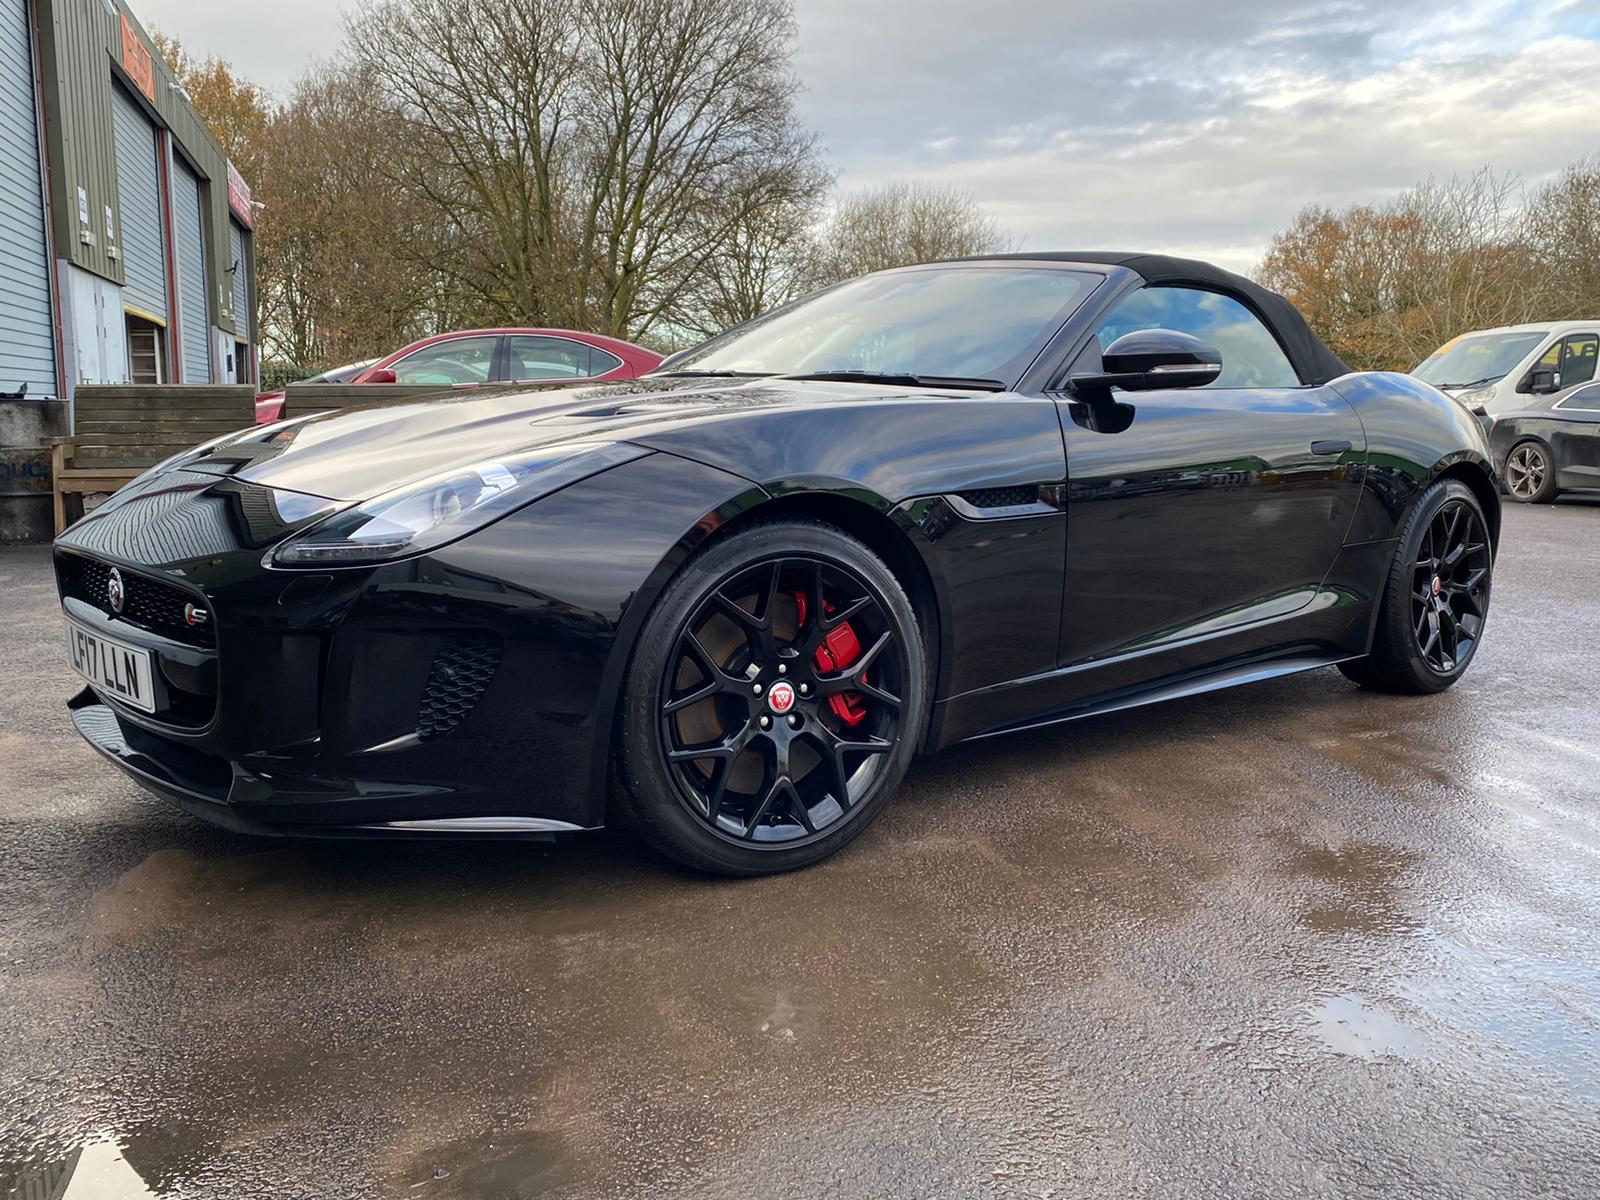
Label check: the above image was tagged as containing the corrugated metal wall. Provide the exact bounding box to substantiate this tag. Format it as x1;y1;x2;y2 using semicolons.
110;83;166;324
0;0;59;399
172;158;210;381
35;0;251;339
228;220;249;339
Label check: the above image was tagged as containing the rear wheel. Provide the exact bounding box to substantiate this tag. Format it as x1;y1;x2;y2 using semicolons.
1505;440;1559;503
615;519;926;875
1339;480;1493;694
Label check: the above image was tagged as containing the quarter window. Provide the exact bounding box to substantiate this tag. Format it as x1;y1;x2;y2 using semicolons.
1096;286;1301;388
1556;381;1600;411
389;336;497;385
505;335;621;381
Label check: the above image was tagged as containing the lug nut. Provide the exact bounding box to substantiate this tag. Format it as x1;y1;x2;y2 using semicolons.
759;715;771;729
787;714;798;728
798;683;809;696
753;683;763;695
778;663;787;675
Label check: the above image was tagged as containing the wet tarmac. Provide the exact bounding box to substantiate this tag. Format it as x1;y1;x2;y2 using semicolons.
3;499;1598;1198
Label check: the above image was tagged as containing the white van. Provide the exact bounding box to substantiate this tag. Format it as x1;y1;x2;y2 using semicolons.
1413;321;1600;416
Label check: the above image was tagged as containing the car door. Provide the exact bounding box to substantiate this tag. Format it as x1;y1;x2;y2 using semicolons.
1056;284;1367;667
1552;382;1600;482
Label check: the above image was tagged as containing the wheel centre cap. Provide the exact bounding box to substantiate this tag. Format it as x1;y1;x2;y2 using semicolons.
766;680;797;715
1431;575;1443;597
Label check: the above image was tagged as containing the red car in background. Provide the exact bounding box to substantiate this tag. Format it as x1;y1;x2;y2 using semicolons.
255;328;664;423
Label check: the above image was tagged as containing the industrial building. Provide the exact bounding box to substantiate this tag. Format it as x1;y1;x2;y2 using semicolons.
1;0;256;536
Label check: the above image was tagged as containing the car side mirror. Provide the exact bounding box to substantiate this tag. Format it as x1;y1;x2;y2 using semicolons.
364;368;398;384
1519;368;1559;395
1071;329;1222;399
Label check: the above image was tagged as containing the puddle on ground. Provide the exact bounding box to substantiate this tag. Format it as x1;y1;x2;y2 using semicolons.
1309;992;1428;1061
3;1137;158;1199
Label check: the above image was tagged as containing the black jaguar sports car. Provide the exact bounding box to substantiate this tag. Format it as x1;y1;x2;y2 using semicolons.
55;253;1499;875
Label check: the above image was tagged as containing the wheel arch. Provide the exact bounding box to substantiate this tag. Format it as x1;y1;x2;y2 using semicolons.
587;483;951;816
1432;456;1502;551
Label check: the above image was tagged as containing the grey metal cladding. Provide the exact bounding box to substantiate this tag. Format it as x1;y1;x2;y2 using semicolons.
172;158;211;381
111;82;167;322
0;0;59;398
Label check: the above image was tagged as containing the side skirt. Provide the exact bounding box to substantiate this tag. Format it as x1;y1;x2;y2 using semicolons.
960;648;1359;743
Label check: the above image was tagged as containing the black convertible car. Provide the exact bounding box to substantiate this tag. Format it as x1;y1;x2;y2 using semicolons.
55;253;1499;874
1487;380;1600;502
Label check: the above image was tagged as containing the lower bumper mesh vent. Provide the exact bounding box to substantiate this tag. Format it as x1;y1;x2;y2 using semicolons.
418;633;501;740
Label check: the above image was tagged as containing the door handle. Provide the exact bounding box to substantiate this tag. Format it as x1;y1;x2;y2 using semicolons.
1310;439;1352;456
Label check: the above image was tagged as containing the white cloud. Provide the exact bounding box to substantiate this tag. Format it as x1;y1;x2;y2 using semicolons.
128;0;1600;273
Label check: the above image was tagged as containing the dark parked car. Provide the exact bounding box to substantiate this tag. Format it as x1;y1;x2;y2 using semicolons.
55;253;1499;875
254;330;663;423
1487;380;1600;502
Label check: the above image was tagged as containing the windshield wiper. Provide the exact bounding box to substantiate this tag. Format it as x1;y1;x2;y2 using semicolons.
779;370;1006;392
656;369;774;379
1435;375;1502;389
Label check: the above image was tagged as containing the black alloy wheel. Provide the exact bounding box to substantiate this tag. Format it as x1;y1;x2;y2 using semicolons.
1408;498;1491;674
616;519;926;875
1505;441;1557;503
1339;479;1493;694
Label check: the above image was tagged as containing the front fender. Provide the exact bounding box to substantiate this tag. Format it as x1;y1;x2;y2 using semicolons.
441;451;765;825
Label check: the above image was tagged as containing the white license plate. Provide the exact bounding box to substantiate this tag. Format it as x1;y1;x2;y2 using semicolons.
65;619;156;713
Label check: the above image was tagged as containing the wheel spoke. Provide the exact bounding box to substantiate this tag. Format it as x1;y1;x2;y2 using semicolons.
743;775;796;838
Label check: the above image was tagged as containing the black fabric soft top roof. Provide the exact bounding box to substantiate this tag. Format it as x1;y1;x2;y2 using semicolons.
958;251;1351;386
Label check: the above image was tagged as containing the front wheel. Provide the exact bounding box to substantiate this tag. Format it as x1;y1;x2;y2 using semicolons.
615;519;927;875
1339;479;1493;694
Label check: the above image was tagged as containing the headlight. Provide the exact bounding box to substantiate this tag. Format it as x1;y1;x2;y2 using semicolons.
1453;386;1495;411
268;441;649;568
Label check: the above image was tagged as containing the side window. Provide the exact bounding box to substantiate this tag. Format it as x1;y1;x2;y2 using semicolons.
389;336;497;385
1096;286;1301;388
1559;334;1598;388
505;335;622;381
1556;381;1600;411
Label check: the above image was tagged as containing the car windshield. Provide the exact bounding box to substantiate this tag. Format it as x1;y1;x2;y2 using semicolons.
667;266;1099;386
1413;331;1546;388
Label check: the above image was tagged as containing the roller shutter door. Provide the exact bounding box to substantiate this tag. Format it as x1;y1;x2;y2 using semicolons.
111;85;167;322
228;219;250;338
0;0;57;398
172;160;211;381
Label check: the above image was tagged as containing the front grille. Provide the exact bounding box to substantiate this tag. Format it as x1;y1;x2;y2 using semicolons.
418;633;501;740
59;554;215;649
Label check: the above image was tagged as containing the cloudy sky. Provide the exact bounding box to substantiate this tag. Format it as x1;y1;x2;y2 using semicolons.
136;0;1600;272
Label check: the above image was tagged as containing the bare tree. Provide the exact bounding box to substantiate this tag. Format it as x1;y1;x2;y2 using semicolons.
257;65;446;372
809;181;1008;285
1524;157;1600;321
345;0;819;340
664;155;832;339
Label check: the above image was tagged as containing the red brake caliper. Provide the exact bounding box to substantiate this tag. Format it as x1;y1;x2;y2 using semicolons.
793;591;868;726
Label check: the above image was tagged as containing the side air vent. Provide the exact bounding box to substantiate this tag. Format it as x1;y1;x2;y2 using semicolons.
946;485;1062;519
958;485;1040;510
418;633;502;741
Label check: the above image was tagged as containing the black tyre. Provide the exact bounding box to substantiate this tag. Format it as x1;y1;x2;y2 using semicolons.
615;518;927;875
1339;479;1493;694
1504;440;1559;503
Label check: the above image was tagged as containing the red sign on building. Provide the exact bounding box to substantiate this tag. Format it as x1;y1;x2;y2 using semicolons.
119;16;155;103
227;162;253;227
